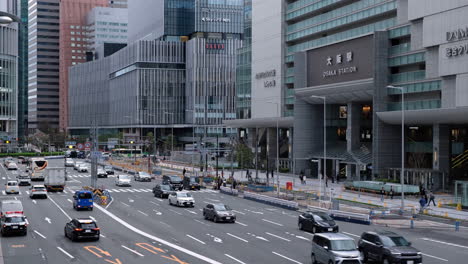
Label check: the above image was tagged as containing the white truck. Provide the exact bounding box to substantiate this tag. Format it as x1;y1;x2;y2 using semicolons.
44;167;66;192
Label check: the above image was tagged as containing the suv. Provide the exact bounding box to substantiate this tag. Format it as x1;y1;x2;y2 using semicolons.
168;192;195;207
17;173;31;186
162;175;183;190
135;171;151;182
358;231;422;264
97;168;108;178
64;218;100;241
183;176;201;190
311;233;362;264
104;166;114;175
153;184;173;198
203;203;236;223
0;214;28;236
298;211;338;233
30;185;48;199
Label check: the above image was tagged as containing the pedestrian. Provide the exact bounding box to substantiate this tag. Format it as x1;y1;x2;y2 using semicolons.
428;192;436;206
246;169;250;179
380;187;385;202
303;174;306;185
389;186;394;200
419;196;427;212
182;168;186;176
271;169;274;179
233;179;237;189
325;175;328;187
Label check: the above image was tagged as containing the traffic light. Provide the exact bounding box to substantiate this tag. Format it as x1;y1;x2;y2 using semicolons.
68;145;74;149
130;141;134;144
5;140;10;144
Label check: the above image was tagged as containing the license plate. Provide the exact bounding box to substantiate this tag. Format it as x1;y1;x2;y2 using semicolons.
85;230;92;233
226;217;231;220
328;228;333;231
407;261;414;264
12;226;18;229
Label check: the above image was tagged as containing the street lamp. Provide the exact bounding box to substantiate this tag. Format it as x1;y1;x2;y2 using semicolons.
164;112;175;169
310;95;326;201
186;109;196;174
267;101;280;196
387;85;405;213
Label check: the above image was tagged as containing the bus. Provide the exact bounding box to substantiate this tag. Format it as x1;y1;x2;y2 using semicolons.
111;148;142;157
30;158;48;181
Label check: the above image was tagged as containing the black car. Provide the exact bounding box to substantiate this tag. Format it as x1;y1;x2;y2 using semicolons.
162;175;183;191
183;176;201;190
358;231;422;264
298;211;338;233
104;166;114;175
64;218;100;241
203;203;236;223
0;214;28;236
152;184;173;198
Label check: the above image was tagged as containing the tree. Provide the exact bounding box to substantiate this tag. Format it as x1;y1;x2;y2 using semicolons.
235;143;254;169
146;132;155;154
163;134;178;153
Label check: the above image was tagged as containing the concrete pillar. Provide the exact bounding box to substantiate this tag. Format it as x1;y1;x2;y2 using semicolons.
346;164;352;179
334;160;340;181
355;164;361;181
347;102;361;152
433;124;450;190
317;159;322;179
267;127;278;159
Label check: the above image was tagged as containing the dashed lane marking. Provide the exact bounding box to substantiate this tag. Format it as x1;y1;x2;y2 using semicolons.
262;219;283;226
224;254;247;264
57;247;74;259
272;251;302;264
342;232;360;238
226;233;248;243
421;238;468;249
121;245;144;257
420;253;448;262
186;234;206;245
232;210;245;215
235;221;248;227
34;230;47;239
266;232;291;242
138;210;149;216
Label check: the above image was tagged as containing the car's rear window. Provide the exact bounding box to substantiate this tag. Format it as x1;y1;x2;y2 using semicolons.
34;187;46;191
7;182;18;186
78;193;92;199
79;223;97;229
5;216;25;223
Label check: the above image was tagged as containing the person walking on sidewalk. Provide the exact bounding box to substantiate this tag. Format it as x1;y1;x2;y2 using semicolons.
299;171;304;184
389;186;394;200
303;174;306;185
419;196;427;213
380;187;385;202
182;168;186;176
427;192;436;206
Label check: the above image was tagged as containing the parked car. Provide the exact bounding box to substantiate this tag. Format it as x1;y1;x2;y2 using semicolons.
168;191;194;207
17;173;31;186
162;175;183;190
311;233;362;264
152;184;173;198
6;162;18;170
0;213;28;236
115;175;131;187
135;171;151;182
97;169;107;178
104;166;114;175
203;203;236;223
298;211;338;233
358;231;422;264
183;176;201;190
73;190;93;211
64;218;100;241
77;165;88;173
29;185;48;199
65;159;75;167
5;181;19;194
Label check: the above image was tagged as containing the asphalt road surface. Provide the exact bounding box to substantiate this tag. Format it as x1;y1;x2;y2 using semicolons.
0;158;467;264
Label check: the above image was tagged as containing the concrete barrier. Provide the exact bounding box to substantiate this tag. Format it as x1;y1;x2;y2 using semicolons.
243;191;298;211
329;210;371;225
220;186;238;196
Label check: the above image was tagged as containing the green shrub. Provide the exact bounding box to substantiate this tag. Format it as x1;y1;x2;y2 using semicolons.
0;152;64;158
279;167;290;173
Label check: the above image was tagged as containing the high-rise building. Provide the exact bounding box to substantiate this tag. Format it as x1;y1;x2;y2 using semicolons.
0;0;20;141
235;0;251;120
58;0;109;131
27;0;60;133
17;0;28;139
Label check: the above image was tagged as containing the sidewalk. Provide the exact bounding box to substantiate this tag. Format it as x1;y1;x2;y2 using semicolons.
153;161;468;221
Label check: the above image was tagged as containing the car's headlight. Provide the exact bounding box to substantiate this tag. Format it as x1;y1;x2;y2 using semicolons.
417;252;422;256
391;252;402;256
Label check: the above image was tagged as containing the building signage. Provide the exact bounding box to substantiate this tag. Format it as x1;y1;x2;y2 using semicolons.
323;51;357;78
445;27;468;58
446;27;468;42
202;17;230;23
256;70;276;88
201;8;241;14
445;42;468;58
205;43;225;50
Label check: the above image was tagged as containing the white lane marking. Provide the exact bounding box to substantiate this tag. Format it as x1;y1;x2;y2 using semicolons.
226;233;248;243
155;198;163;202
295;235;310;241
207;198;220;202
67;199;72;203
150;201;160;206
121;245;144;257
1;177;4;180
153;209;162;215
32;200;37;204
186;234;206;245
245;209;263;214
34;230;47;239
194;219;210;226
159;221;172;228
184;209;197;215
133;189;142;192
121;202;130;207
26;191;30;195
421;238;468;249
105;198;114;209
89;216;96;221
44;217;51;224
2;191;5;195
236;221;248;227
232;210;245;215
262;219;283;226
266;232;291;242
49;196;72;220
14;197;17;200
100;234;106;238
169;209;182;215
138;210;148;216
421;253;448;262
63;190;68;194
111;189;120;193
272;251;302;264
224;254;247;264
342;232;360;238
57;247;74;259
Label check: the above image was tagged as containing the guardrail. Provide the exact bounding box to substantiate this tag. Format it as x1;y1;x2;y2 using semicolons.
220;186;238;196
329;210;371;225
243;191;298;210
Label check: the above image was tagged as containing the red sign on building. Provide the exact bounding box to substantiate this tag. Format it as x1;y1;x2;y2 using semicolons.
205;43;225;50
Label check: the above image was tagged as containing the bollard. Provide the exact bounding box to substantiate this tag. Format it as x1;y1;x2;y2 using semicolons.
455;221;460;231
410;218;414;229
437;201;442;208
444;212;448;218
457;203;462;211
384;202;387;207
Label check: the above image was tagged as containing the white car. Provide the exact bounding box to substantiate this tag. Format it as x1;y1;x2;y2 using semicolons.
5;181;20;194
134;171;151;182
115;175;131;187
6;162;18;170
77;165;88;173
97;168;107;178
168;192;195;207
30;185;47;199
74;162;83;170
65;159;74;167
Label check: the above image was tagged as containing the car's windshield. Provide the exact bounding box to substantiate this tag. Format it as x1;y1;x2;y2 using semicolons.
120;175;130;180
214;204;231;211
190;177;197;183
5;216;25;223
330;239;357;251
161;185;172;191
177;192;192;197
170;176;181;181
78;192;92;199
105;166;112;170
381;236;410;247
140;172;150;177
313;212;333;221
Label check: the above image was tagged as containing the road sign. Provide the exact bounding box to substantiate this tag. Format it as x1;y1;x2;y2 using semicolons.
65;141;76;146
91;151;102;159
77;143;84;150
84;142;92;151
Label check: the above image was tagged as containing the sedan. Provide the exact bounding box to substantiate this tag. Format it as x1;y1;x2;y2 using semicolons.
64;218;100;241
298;211;338;233
152;184;173;198
65;159;75;167
104;166;114;175
168;192;194;207
97;169;107;178
77;165;88;173
203;203;236;223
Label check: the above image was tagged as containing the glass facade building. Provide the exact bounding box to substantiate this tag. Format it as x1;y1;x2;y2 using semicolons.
17;0;28;138
235;0;251;119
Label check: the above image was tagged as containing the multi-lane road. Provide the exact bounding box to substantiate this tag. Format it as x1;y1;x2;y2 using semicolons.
0;158;467;264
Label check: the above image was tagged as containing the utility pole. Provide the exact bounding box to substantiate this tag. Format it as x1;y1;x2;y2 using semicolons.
90;120;98;189
216;134;219;178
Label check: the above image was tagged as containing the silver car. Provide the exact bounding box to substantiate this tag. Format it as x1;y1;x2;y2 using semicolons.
312;233;362;264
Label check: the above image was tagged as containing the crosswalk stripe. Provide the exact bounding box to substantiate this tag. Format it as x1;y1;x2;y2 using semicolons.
119;189;128;192
112;189;120;193
141;189;151;192
132;189;142;192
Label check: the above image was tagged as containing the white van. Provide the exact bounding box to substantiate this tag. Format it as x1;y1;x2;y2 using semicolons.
5;181;19;194
0;200;24;217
